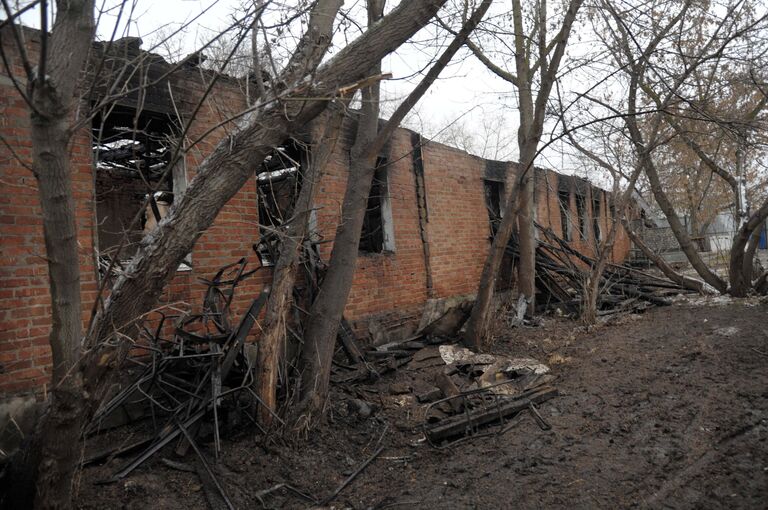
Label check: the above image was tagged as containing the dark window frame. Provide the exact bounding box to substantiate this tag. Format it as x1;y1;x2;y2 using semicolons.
483;179;505;237
575;191;588;240
360;157;394;254
592;192;602;243
558;189;572;242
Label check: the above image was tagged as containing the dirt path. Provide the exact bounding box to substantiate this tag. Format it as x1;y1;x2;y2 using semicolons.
78;300;768;509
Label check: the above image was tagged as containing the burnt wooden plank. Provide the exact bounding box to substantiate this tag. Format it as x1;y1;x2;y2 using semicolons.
425;386;558;442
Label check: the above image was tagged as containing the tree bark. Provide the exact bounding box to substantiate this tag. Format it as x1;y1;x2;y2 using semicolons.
255;104;347;423
742;226;761;285
464;0;583;349
512;0;539;322
294;0;493;423
730;196;768;296
294;0;386;426
24;1;95;508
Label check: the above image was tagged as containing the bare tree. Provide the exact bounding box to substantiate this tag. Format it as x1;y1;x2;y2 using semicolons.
295;0;493;424
592;0;768;296
462;0;584;349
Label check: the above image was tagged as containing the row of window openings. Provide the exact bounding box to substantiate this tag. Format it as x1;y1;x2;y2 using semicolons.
558;189;603;243
92;106;611;279
96;153;602;278
91;103;399;276
483;180;604;244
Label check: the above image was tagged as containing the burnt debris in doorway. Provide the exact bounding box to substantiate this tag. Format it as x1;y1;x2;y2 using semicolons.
92;106;182;275
255;140;307;266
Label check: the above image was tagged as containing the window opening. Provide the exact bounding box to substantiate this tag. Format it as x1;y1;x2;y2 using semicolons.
256;142;305;266
360;157;395;253
483;179;504;237
593;192;602;242
558;189;572;242
93;106;182;276
575;191;588;240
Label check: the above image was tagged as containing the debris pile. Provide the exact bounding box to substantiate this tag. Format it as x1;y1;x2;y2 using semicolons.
82;223;697;504
86;259;274;508
509;224;699;317
331;306;560;448
418;345;557;446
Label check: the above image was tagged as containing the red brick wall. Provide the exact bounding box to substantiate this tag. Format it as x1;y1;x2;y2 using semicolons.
421;143;490;298
0;29;631;401
0;30;264;398
0;30;100;395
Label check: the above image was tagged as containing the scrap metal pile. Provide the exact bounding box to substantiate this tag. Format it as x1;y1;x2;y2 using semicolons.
86;259;276;508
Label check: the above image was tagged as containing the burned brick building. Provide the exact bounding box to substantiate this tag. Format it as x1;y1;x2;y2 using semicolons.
0;30;630;406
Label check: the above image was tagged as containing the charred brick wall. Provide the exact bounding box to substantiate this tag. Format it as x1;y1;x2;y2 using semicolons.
0;29;262;398
0;29;630;400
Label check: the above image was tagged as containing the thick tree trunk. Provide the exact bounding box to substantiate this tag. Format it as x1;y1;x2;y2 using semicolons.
581;273;602;325
294;0;493;422
742;228;761;285
255;106;347;423
516;144;538;317
23;1;95;508
729;197;768;296
294;0;386;426
30;112;87;510
294;123;378;423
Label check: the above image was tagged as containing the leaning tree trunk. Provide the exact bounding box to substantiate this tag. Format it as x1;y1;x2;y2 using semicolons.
255;106;347;423
642;155;728;293
464;166;524;348
294;0;385;427
623;220;707;294
294;124;379;425
293;0;493;424
78;0;448;408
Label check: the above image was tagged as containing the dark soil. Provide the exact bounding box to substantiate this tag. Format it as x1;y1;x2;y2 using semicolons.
77;299;768;509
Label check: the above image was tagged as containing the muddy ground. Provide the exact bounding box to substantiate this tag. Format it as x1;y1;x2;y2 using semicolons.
77;298;768;509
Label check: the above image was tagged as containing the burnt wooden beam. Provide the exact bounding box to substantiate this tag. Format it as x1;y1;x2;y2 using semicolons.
425;386;558;443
